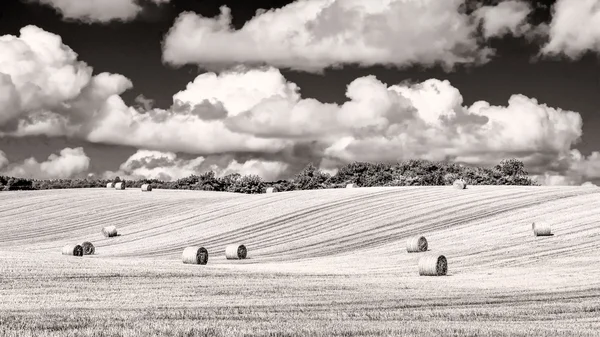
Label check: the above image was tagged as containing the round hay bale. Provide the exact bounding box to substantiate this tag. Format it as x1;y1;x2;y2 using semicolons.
418;255;447;276
114;182;125;190
101;225;118;238
106;183;112;189
81;241;95;255
406;235;428;253
225;244;247;260
266;187;276;194
141;184;152;192
182;246;209;265
346;183;355;188
533;223;552;236
62;244;83;257
453;179;467;189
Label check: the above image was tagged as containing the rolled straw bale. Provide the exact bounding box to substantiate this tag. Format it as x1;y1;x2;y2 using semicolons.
101;225;118;238
106;183;112;189
453;179;467;189
533;223;552;236
418;255;447;276
114;182;125;190
62;244;83;257
266;187;276;194
406;236;428;253
141;184;152;192
346;183;355;188
225;244;247;260
182;246;209;265
81;241;95;255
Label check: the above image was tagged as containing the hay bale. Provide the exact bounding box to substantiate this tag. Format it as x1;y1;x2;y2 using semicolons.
453;179;467;189
141;184;152;192
114;182;125;190
346;183;355;188
533;222;552;236
106;183;112;189
225;244;247;260
418;255;447;276
101;225;118;238
81;241;95;255
406;235;428;253
182;246;209;265
266;187;276;194
62;244;83;257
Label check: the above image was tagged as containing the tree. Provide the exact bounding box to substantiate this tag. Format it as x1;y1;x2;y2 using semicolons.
495;158;527;177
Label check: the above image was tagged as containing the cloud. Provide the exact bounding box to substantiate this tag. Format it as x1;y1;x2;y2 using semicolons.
0;147;90;179
1;26;597;184
161;0;537;72
30;0;170;23
473;0;532;39
105;150;288;181
540;0;600;58
0;150;8;169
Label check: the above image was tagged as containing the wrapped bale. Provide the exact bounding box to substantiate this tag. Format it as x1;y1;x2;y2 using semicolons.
114;182;125;190
266;187;276;194
182;246;209;265
141;184;152;192
62;244;83;257
101;225;118;238
406;235;428;253
418;255;447;276
453;179;467;189
533;222;552;236
81;241;95;255
225;244;247;260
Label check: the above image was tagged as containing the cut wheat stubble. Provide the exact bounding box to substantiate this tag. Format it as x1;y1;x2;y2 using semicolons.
182;246;209;265
406;235;428;253
418;255;447;276
225;244;247;260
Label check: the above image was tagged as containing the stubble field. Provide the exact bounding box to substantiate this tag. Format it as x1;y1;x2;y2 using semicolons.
1;186;600;336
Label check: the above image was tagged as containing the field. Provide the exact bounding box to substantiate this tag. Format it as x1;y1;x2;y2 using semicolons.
1;186;600;336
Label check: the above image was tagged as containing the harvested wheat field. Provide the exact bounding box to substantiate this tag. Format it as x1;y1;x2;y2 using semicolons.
1;186;600;336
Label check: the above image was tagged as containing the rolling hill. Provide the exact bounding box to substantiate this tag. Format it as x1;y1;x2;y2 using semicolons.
1;186;599;336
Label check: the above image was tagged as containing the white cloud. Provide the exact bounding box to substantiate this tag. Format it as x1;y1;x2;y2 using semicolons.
0;147;90;179
0;150;8;169
541;0;600;58
473;0;532;39
105;150;288;181
1;26;597;184
162;0;507;72
31;0;170;23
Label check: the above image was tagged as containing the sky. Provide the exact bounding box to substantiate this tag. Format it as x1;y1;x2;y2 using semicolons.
0;0;600;185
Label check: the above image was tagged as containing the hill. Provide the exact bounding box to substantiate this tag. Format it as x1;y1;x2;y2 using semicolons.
1;186;599;336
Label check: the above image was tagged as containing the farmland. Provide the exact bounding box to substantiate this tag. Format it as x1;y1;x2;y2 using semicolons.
1;186;600;336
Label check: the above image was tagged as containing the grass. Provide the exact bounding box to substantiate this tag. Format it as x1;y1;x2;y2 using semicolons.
1;186;600;336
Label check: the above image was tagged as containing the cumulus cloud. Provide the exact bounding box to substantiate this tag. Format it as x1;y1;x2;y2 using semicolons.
0;147;90;179
540;0;600;58
473;0;532;39
30;0;171;23
1;25;598;184
104;150;288;182
161;0;539;72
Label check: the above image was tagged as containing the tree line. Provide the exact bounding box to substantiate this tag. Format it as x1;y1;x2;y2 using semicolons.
0;158;538;193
